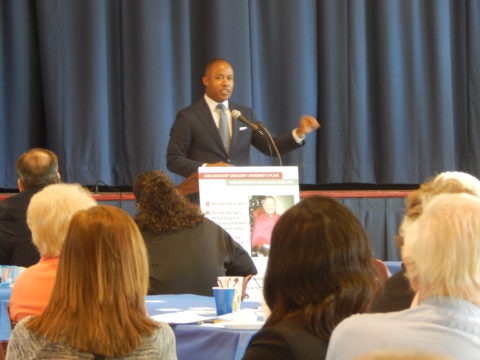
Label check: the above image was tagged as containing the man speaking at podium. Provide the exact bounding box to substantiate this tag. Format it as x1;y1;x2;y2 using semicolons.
166;58;320;179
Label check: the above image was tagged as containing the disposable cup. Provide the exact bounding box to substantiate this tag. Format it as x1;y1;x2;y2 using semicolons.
212;287;235;316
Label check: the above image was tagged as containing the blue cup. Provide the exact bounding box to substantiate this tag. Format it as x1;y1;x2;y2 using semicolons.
212;287;235;316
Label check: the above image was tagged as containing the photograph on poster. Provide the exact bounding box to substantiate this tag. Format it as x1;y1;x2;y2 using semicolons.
249;195;294;257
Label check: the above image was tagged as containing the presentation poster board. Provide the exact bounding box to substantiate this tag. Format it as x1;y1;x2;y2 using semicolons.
198;166;300;258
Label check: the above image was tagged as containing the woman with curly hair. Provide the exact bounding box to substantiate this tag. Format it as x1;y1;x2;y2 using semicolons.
133;170;257;296
242;196;380;360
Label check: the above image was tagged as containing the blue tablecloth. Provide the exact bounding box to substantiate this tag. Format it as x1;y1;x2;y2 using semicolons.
173;323;256;360
146;294;261;360
1;292;260;359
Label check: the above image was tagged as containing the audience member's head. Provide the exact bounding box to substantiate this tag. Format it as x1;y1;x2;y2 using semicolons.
133;170;204;233
370;171;480;314
16;148;60;191
396;171;480;249
27;183;96;257
327;176;480;360
402;193;480;304
356;349;450;360
263;196;379;340
25;205;160;357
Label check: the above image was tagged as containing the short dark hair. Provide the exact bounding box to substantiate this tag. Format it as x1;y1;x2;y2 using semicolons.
16;148;59;189
263;196;379;340
203;58;231;76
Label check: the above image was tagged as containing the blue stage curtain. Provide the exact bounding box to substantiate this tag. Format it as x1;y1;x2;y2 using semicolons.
0;0;479;188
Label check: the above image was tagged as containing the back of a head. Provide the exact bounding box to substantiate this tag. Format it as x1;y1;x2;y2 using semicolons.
357;349;450;360
133;170;203;232
27;183;96;257
133;170;177;206
59;205;149;303
16;148;59;189
402;193;480;301
434;171;480;196
263;196;378;338
27;205;157;357
397;171;480;248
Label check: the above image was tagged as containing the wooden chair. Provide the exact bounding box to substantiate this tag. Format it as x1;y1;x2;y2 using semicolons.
0;340;6;360
0;306;18;359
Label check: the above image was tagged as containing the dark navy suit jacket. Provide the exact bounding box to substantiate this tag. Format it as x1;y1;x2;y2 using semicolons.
0;187;42;266
167;99;302;178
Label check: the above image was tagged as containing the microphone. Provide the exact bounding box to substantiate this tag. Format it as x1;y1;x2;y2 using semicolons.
231;109;283;166
231;110;262;131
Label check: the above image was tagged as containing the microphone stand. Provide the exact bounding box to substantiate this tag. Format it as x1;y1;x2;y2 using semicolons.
255;124;283;166
231;110;283;166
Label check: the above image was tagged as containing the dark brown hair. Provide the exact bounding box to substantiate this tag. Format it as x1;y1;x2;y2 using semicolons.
16;148;59;189
133;170;204;233
263;196;379;340
203;58;231;76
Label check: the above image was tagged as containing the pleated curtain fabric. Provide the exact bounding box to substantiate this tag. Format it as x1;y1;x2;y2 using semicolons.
216;103;230;152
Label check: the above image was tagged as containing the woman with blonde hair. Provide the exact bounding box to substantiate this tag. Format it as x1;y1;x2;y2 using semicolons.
6;205;176;359
10;183;97;322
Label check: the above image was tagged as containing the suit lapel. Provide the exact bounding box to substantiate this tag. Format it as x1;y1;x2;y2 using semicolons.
194;100;228;153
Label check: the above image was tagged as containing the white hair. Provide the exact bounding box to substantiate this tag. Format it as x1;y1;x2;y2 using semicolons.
397;171;480;248
27;183;97;257
402;193;480;302
433;171;480;196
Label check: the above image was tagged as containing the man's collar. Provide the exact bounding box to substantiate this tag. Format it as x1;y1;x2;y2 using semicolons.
204;94;229;111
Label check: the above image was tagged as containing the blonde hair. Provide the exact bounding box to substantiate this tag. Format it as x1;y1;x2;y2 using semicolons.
26;205;159;357
402;193;480;301
434;171;480;196
27;183;96;257
356;349;450;360
397;171;480;248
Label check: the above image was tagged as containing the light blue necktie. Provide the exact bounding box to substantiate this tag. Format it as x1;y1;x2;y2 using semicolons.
216;103;231;151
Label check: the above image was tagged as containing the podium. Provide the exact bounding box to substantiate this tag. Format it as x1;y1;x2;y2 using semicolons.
196;166;300;256
177;172;199;196
177;172;200;204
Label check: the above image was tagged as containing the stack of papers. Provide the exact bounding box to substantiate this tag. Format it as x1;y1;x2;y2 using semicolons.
146;294;265;329
151;307;265;330
151;308;217;324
